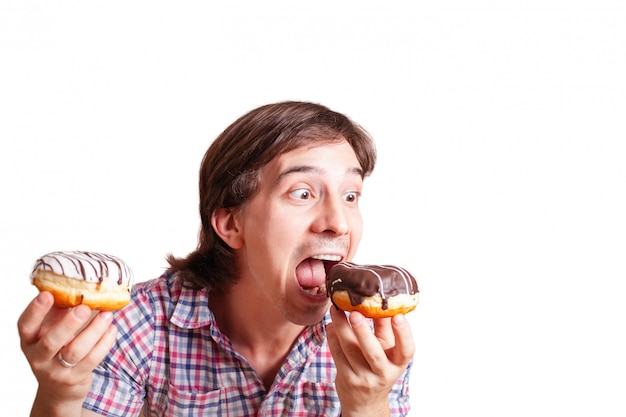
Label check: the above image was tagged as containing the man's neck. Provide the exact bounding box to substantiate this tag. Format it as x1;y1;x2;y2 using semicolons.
209;284;306;389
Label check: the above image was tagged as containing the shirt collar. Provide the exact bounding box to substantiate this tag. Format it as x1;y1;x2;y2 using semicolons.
169;282;213;329
168;275;330;346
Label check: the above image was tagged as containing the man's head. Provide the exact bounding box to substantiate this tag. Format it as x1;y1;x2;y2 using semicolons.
168;101;377;290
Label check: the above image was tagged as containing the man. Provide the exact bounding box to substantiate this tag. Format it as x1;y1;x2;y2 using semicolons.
19;101;415;416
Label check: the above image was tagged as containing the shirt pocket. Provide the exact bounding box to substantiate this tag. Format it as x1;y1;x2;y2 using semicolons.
294;381;341;417
166;384;222;416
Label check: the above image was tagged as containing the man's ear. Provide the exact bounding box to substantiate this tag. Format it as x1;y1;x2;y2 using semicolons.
211;208;244;249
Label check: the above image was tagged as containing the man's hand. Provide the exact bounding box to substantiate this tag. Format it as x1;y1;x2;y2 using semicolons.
326;306;414;417
17;292;117;417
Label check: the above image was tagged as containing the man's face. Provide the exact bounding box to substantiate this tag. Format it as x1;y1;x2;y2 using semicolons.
234;140;364;325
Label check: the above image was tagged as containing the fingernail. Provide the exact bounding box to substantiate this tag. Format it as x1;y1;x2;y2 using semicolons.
98;311;113;323
394;314;406;326
349;312;364;327
73;306;91;320
35;292;49;305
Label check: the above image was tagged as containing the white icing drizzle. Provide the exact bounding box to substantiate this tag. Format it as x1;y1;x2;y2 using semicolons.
31;250;133;286
378;264;417;294
334;262;418;296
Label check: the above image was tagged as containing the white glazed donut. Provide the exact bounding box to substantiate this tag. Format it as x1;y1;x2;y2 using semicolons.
31;250;133;311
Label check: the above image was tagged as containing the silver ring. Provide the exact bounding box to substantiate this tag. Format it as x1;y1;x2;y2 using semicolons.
58;351;77;368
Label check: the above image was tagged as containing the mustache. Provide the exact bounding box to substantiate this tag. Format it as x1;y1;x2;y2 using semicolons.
294;238;350;258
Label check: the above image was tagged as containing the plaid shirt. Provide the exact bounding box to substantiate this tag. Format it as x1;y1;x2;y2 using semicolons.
84;272;411;416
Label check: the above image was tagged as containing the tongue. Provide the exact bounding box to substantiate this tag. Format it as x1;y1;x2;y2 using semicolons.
296;258;326;288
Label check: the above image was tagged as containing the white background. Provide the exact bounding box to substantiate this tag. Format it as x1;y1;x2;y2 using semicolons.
1;1;625;416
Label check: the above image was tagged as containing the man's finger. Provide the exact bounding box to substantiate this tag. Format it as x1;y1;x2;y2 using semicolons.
348;311;389;372
61;311;114;368
388;314;415;366
328;307;371;372
37;304;93;359
373;317;395;350
17;292;55;345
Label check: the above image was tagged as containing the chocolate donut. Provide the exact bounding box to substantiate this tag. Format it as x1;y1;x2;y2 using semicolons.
31;250;133;311
326;262;419;318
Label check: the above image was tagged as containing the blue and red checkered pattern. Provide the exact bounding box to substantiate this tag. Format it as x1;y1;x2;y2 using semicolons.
84;272;411;416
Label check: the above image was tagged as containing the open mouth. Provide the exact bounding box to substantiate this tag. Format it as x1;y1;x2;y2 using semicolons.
296;254;342;296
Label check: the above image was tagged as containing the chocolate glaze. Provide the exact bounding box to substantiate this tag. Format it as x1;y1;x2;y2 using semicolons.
31;251;133;286
326;262;418;310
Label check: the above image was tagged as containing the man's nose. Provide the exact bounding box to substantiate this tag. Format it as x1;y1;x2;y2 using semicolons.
312;195;350;236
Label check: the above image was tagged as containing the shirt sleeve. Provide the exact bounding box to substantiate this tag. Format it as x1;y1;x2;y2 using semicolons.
83;287;156;417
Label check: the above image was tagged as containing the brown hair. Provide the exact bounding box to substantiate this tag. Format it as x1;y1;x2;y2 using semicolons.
167;101;377;289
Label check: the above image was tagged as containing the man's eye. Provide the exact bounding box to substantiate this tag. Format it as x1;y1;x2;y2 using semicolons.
290;189;311;200
344;192;359;203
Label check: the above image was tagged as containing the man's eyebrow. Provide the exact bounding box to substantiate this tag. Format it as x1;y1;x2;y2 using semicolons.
273;165;364;187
